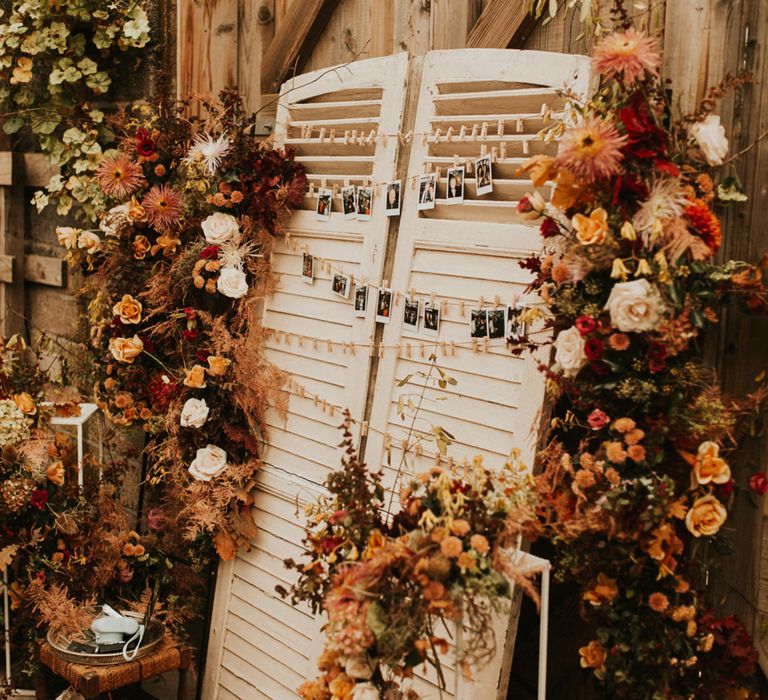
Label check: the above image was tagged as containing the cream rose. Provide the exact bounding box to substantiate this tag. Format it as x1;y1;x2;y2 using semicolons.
345;657;374;680
56;226;80;249
180;398;209;428
201;212;240;245
217;266;248;299
112;294;143;324
207;355;231;376
77;230;102;255
188;444;228;481
690;114;729;166
693;441;731;485
685;494;727;538
351;683;379;700
100;204;130;237
108;335;144;363
604;278;664;333
554;326;588;377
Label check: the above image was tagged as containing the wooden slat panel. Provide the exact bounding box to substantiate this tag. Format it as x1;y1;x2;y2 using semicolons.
0;254;12;284
467;0;535;49
431;0;483;50
1;153;24;336
24;254;64;287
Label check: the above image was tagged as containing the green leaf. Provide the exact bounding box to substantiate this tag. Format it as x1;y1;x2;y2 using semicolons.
2;116;23;134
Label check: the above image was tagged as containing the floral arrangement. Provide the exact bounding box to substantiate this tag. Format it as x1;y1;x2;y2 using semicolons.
516;18;767;699
58;91;306;561
0;0;152;220
283;412;537;700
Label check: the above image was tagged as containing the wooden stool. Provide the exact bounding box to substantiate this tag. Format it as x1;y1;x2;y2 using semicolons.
35;636;193;700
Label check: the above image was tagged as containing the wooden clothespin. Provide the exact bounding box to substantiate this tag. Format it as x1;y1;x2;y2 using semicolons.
482;337;489;353
380;131;387;146
419;343;425;358
394;292;401;306
499;142;507;159
480;143;487;157
432;128;442;143
326;339;333;352
522;139;530;155
360;421;369;437
516;118;524;133
318;127;326;142
312;339;319;351
440;341;447;356
440;299;448;316
493;295;501;308
453;154;460;167
491;146;498;163
497;119;504;136
471;123;478;141
351;129;358;142
308;182;316;197
332;184;339;198
479;295;485;308
405;343;412;358
446;126;454;141
459;300;466;317
344;130;351;144
481;121;488;138
472;339;479;353
450;340;457;356
459;125;466;141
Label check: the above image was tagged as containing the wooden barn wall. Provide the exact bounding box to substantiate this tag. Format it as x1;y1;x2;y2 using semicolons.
176;0;768;677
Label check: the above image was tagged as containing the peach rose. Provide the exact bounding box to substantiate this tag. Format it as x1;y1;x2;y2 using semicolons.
470;534;489;555
450;519;470;536
612;417;635;433
133;235;151;259
77;230;102;255
47;460;65;486
625;428;645;446
113;294;143;324
12;392;36;415
627;444;646;463
693;441;731;485
207;355;231;377
440;535;463;558
579;640;606;670
109;335;144;363
605;441;627;464
572;207;609;245
685;494;727;538
457;551;476;570
183;364;207;389
583;573;618;606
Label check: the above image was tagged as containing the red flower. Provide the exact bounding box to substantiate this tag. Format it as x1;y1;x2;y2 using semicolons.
587;409;610;430
200;245;220;260
749;472;768;496
540;217;559;238
30;489;48;510
584;337;604;360
647;342;667;373
320;536;344;554
135;128;156;157
516;196;534;213
183;307;197;320
619;92;679;176
182;329;198;341
195;349;211;363
575;316;597;336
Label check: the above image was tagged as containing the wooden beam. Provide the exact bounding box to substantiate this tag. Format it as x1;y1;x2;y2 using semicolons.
260;0;339;94
0;254;12;284
370;1;394;57
25;254;64;287
466;0;533;49
431;0;482;50
0;153;25;336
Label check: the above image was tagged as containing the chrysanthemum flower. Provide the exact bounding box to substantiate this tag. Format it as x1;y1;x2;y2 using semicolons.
184;133;232;175
557;116;627;182
684;198;722;251
593;27;661;86
633;178;687;236
142;184;183;231
96;154;145;198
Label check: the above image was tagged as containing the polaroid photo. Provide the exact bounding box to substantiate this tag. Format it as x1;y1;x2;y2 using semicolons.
354;284;368;317
332;273;350;299
356;186;373;221
384;180;401;217
417;173;437;211
375;288;393;324
445;166;465;205
487;308;506;339
315;187;332;221
507;304;528;342
403;297;420;332
341;185;357;220
301;252;314;284
475;155;493;196
423;302;440;338
470;308;488;339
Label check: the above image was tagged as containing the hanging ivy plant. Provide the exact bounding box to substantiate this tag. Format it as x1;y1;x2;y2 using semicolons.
0;0;151;221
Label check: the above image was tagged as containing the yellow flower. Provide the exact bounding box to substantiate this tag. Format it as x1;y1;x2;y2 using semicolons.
183;365;207;389
132;235;151;260
692;441;731;485
583;572;618;606
112;294;143;324
610;258;630;280
206;355;231;377
635;258;652;277
685;494;727;538
620;221;637;241
108;335;144;363
572;208;609;245
10;57;33;85
579;640;606;670
12;392;36;415
47;461;65;486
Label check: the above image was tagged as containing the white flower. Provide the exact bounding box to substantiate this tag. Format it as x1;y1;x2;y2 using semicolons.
632;178;686;236
100;204;131;237
185;133;232;175
201;212;240;245
345;656;374;680
690;114;729;166
351;683;379;700
188;444;228;481
56;226;80;249
217;266;249;299
604;278;664;333
554;326;587;378
180;398;210;428
77;230;102;255
0;399;30;448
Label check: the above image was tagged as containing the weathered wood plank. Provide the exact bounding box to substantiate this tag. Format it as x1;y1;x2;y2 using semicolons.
393;0;431;56
304;0;371;73
23;153;58;188
0;153;25;336
467;0;534;49
25;254;64;288
430;0;482;50
239;0;274;115
0;254;13;284
0;153;12;187
260;0;340;93
370;0;394;57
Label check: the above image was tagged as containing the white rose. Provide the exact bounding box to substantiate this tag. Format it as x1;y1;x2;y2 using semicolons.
77;230;102;255
690;114;728;166
180;398;209;428
554;326;587;378
201;212;240;245
100;204;130;237
217;266;249;299
604;278;664;333
188;444;228;481
345;656;374;680
352;683;379;700
56;226;80;249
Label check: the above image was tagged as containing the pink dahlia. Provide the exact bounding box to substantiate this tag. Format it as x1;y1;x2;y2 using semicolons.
96;154;145;199
557;116;627;182
593;27;661;86
142;184;183;231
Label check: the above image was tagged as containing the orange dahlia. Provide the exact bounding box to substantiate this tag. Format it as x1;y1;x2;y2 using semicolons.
684;198;722;251
96;154;145;198
593;27;661;86
142;184;183;232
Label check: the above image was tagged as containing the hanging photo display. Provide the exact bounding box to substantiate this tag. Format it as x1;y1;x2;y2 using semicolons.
385;180;401;216
315;187;332;220
507;304;527;341
402;296;420;331
423;302;440;338
475;154;493;196
375;287;393;323
341;184;356;219
332;273;350;299
417;173;436;210
356;185;373;221
445;165;465;204
487;308;505;339
470;308;488;339
302;252;314;283
354;284;368;317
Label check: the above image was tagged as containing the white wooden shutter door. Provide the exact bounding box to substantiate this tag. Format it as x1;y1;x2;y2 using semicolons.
362;49;591;699
204;53;409;700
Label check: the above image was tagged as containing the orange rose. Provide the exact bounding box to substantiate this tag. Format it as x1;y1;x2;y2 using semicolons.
133;235;151;260
692;441;731;485
440;535;463;558
450;519;470;536
47;460;65;486
605;441;627;464
685;494;727;538
574;469;596;489
183;365;207;389
457;551;476;570
12;392;36;415
113;294;143;324
625;429;645;446
109;335;144;363
627;444;646;463
127;197;146;221
469;534;489;555
583;573;618;606
579;640;606;670
572;208;608;245
328;674;354;699
207;355;231;377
